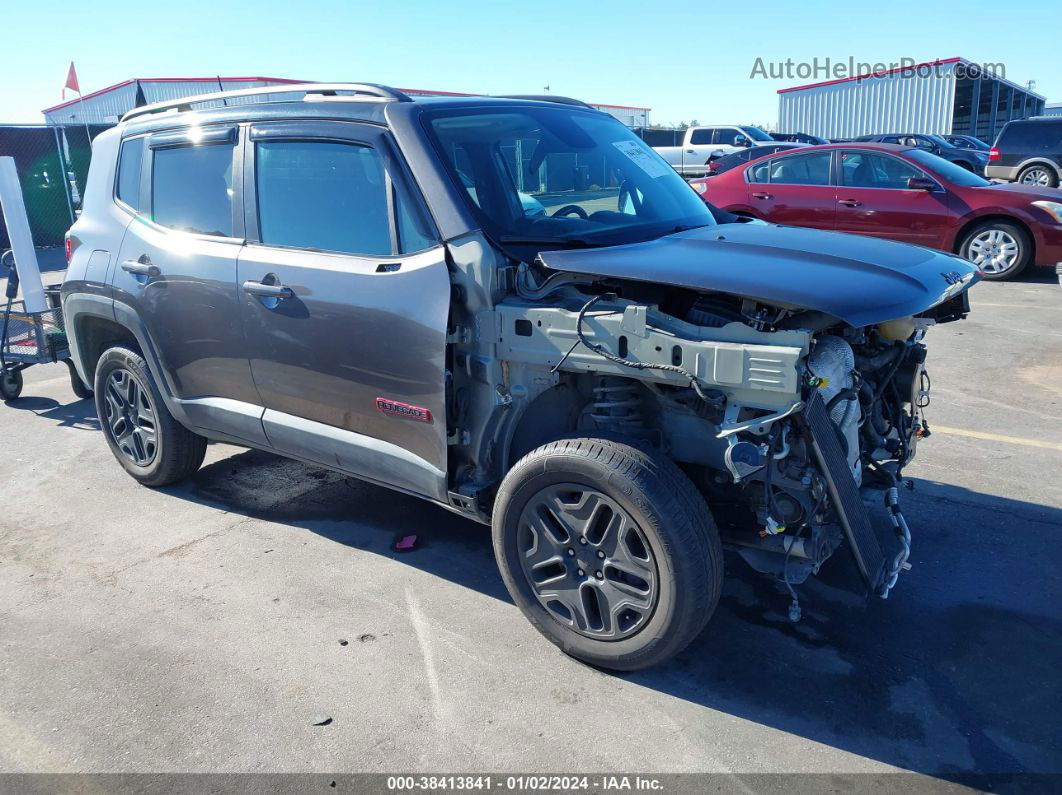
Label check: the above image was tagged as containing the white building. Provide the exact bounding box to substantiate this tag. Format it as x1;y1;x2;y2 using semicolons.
777;57;1045;142
42;77;650;128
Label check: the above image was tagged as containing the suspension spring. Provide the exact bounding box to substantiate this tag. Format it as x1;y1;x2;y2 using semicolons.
590;378;644;433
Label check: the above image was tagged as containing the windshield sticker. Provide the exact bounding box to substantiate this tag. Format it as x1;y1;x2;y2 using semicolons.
612;140;673;179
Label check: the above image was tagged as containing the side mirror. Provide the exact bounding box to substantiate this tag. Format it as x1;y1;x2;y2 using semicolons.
907;176;939;191
732;135;749;148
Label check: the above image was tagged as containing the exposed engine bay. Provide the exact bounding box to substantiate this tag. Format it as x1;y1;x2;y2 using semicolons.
467;258;968;614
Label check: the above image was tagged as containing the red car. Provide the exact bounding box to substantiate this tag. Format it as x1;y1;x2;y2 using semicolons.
692;142;1062;280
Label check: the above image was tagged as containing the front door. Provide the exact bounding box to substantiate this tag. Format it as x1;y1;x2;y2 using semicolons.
236;121;450;494
111;124;262;423
834;150;950;247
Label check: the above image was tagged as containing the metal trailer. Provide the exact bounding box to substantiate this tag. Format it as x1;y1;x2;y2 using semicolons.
0;250;90;401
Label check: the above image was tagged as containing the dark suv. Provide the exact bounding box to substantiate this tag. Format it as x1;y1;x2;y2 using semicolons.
62;83;977;670
856;133;989;173
986;118;1062;187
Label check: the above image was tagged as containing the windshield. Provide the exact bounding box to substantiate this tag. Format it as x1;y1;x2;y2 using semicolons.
425;107;715;251
906;149;992;187
741;126;773;142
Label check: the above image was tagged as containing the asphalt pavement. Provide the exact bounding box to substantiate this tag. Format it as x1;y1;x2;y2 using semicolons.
0;267;1059;786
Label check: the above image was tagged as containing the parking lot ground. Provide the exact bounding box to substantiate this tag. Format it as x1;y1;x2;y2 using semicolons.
0;269;1059;784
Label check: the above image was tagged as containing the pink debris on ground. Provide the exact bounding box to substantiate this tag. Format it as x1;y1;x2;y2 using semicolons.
394;534;417;551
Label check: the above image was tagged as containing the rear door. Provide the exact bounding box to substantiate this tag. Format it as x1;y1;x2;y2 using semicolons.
746;150;837;228
236;120;450;493
111;124;264;441
833;150;950;247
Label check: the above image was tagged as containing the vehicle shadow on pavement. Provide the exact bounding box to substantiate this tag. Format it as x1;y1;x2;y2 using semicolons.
167;448;1062;783
1;395;99;431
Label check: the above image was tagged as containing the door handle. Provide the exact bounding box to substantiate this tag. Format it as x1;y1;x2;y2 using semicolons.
242;280;293;299
121;259;160;277
686;149;696;154
752;192;773;200
839;199;863;208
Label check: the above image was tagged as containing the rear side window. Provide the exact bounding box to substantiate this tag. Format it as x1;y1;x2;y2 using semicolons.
152;144;234;236
768;152;833;185
1000;122;1061;151
689;129;714;145
116;137;146;210
256;141;392;256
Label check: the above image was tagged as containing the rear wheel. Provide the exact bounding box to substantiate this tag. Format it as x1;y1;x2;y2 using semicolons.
959;220;1032;280
0;368;23;401
1018;164;1058;188
493;437;723;671
94;345;206;486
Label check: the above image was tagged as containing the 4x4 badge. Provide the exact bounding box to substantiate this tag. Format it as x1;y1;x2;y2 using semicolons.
375;397;432;424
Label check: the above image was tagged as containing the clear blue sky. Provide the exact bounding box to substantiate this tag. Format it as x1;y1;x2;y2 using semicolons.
2;0;1058;127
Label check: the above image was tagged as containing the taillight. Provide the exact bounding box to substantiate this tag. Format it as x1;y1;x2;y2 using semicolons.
65;235;79;264
65;236;72;263
708;161;718;172
988;147;1000;162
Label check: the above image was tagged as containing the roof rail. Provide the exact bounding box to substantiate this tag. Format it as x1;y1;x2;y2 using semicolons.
493;95;594;109
121;83;412;122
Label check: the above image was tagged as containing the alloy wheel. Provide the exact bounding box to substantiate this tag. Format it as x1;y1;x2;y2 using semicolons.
103;367;158;466
966;228;1021;275
517;484;658;640
1020;167;1052;186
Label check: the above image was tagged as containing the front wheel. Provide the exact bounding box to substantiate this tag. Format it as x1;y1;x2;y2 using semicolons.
493;438;723;671
959;220;1032;280
94;345;206;487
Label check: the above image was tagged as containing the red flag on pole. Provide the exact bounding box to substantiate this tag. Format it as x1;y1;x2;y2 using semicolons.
63;62;80;99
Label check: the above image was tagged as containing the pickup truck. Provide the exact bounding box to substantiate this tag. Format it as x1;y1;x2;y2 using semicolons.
653;125;782;176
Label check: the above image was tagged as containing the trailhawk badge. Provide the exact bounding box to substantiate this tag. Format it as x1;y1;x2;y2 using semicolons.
375;397;433;423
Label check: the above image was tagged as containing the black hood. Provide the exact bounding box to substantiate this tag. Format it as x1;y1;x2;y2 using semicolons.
537;223;979;327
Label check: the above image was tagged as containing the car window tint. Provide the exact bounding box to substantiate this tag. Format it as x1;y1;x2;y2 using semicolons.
152;144;234;236
768;152;832;185
256;141;392;256
116;137;145;210
689;129;713;145
840;152;921;189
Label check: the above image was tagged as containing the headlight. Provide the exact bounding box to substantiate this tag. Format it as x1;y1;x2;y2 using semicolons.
1032;200;1062;224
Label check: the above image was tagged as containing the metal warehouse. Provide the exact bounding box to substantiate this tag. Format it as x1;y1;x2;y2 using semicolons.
777;57;1045;142
42;77;650;127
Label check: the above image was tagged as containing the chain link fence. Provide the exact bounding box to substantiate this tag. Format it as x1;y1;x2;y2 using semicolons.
0;124;110;252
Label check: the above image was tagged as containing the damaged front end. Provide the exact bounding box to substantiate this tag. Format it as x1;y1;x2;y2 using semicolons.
483;224;978;613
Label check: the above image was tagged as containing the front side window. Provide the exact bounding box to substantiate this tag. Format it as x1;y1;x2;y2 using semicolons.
152;144;234;236
905;149;990;187
425;107;715;253
255;141;392;256
768;152;833;185
840;152;922;189
116;137;146;210
740;126;774;142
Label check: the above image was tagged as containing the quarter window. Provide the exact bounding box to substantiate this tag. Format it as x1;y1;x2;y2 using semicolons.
255;141;393;256
116;137;146;210
152;144;234;236
767;152;833;185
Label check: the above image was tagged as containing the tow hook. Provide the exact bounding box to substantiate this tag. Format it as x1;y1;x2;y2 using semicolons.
879;486;913;598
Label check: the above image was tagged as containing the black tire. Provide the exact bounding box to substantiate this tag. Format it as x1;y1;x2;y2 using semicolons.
1017;164;1059;188
493;437;723;671
958;219;1032;281
66;358;93;399
0;367;23;401
94;345;206;487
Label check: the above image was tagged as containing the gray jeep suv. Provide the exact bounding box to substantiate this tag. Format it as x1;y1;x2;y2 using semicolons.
63;84;977;670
